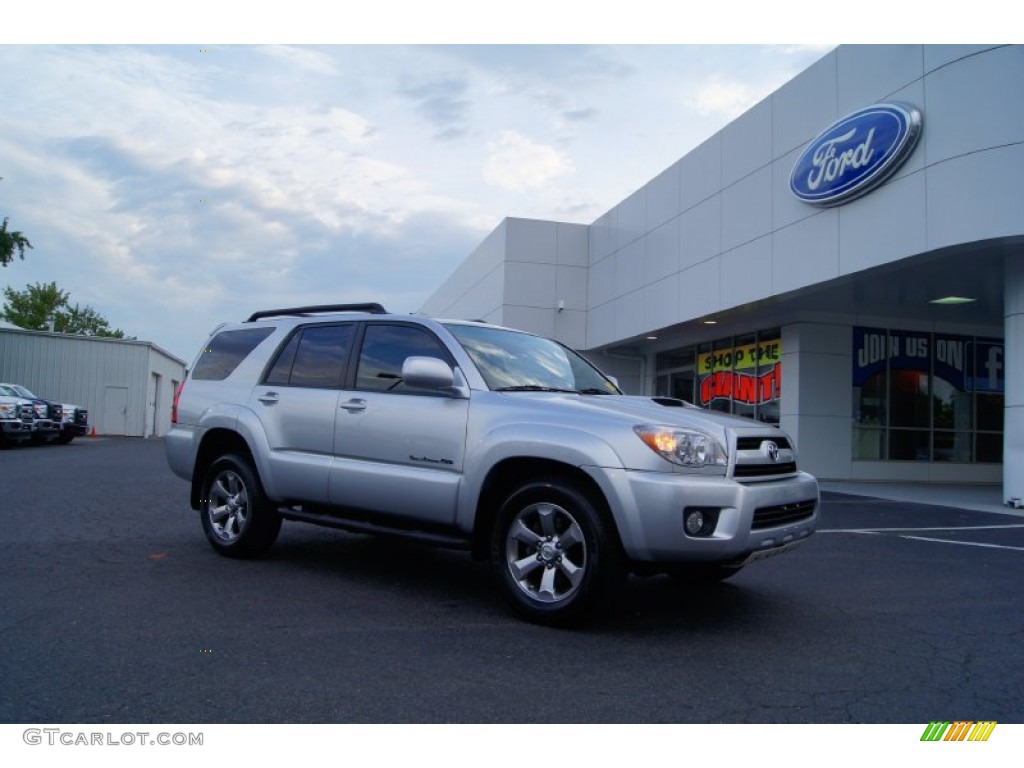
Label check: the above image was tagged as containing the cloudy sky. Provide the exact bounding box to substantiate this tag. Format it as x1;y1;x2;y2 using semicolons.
31;0;1002;364
1;39;843;361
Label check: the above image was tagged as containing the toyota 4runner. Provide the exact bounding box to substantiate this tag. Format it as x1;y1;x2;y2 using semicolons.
166;304;818;624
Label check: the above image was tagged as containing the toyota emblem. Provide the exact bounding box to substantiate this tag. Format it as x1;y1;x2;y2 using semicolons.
764;441;779;462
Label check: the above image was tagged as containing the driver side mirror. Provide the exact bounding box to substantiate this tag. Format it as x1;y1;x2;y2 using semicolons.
401;357;467;397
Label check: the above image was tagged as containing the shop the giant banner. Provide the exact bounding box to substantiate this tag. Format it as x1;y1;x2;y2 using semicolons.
697;338;781;406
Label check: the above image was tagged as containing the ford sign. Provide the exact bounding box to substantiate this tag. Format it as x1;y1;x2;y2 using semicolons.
789;103;922;207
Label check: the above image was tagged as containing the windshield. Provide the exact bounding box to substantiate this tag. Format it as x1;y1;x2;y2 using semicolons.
445;323;620;394
1;384;34;398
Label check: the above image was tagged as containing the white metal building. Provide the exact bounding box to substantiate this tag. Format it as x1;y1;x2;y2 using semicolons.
421;45;1023;504
0;326;186;437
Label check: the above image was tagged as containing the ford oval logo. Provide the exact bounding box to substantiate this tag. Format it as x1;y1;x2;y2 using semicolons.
789;103;922;207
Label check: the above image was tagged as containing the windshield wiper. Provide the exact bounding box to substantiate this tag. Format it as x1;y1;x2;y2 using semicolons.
577;388;614;395
493;385;579;393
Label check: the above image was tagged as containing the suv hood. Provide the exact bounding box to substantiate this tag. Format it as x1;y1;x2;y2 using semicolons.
490;391;785;443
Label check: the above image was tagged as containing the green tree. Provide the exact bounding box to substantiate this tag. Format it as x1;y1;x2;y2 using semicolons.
0;216;33;267
1;281;127;338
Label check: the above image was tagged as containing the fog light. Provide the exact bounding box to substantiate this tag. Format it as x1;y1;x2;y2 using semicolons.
682;506;720;537
685;510;705;535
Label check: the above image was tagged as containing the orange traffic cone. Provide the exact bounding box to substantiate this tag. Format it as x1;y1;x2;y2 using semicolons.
89;427;97;437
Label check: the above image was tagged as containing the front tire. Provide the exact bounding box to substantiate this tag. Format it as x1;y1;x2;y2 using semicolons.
491;478;624;626
200;454;281;558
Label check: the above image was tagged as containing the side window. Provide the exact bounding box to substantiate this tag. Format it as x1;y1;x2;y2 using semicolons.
264;324;355;388
192;328;274;381
356;325;450;394
264;333;300;386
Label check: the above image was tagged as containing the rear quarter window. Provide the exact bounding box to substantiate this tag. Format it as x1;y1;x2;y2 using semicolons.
192;328;275;381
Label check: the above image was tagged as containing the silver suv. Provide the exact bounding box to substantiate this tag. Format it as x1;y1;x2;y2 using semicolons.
166;304;818;624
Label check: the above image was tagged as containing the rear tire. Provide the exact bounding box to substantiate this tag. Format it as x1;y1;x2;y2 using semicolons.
200;454;281;558
491;478;624;626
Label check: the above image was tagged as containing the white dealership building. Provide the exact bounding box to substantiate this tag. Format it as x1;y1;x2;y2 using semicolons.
421;45;1024;504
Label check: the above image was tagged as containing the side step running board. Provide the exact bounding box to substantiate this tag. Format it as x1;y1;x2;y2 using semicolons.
278;507;472;550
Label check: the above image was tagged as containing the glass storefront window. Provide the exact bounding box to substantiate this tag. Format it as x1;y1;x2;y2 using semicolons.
889;429;930;461
977;433;1003;463
933;431;973;463
933;377;973;430
852;427;886;460
731;333;757;420
852;327;1003;464
889;370;929;428
660;329;781;425
977;393;1004;432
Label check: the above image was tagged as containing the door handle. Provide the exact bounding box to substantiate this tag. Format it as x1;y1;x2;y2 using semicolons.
339;398;366;413
258;392;280;404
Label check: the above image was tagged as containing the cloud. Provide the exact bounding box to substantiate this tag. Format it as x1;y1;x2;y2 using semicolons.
255;45;340;76
397;73;471;140
688;74;764;121
482;131;573;192
561;107;597;123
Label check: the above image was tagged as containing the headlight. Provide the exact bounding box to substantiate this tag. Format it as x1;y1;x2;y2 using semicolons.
634;425;728;468
0;403;16;418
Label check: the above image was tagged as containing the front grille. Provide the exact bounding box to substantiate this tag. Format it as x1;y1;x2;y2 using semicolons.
734;461;798;477
752;499;817;530
733;435;796;478
736;436;790;451
75;410;88;425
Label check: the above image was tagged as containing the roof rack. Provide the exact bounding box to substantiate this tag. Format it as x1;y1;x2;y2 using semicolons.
246;303;388;322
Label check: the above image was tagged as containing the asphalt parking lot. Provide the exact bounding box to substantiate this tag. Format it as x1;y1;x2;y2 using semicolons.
1;437;1022;724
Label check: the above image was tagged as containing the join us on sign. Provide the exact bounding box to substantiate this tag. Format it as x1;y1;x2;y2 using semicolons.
856;332;967;371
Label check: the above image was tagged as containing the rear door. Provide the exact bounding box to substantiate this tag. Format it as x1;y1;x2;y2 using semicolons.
328;322;469;525
249;323;356;504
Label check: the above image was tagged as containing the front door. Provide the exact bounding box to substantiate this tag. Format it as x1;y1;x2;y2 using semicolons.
329;323;468;525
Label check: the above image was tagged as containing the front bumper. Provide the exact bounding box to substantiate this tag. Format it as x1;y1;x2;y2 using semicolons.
586;467;819;564
1;419;34;438
32;419;60;435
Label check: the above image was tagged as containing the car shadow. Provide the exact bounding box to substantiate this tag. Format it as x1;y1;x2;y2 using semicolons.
258;525;799;633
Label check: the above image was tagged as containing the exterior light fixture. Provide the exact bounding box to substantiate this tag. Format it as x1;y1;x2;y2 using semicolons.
929;296;976;305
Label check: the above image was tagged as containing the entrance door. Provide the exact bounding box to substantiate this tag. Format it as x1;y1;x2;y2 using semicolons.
102;386;129;435
150;373;161;437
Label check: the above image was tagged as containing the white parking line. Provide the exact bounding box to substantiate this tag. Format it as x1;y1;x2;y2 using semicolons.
818;526;1024;552
895;535;1024;551
819;525;1024;533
